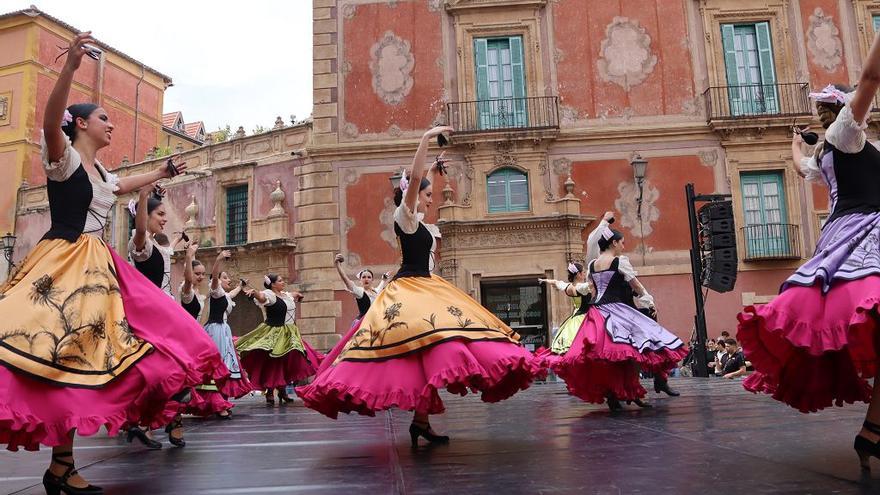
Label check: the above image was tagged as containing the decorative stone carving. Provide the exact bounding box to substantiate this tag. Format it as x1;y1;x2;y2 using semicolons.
551;157;572;177
597;17;658;91
699;150;719;168
442;183;454;205
185;195;198;228
0;94;9;123
370;31;415;106
342;168;361;186
341;3;357;19
379;197;398;249
494;141;517;169
427;0;444;12
388;124;402;137
807;8;843;73
564;176;576;198
613;179;660;238
274;116;285;129
269;180;286;217
233;126;247;139
342;122;360;139
538;159;554;201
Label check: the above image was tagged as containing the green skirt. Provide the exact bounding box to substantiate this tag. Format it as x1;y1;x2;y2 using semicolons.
550;312;587;355
235;323;305;358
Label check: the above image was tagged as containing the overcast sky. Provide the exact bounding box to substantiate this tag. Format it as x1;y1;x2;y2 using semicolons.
16;1;314;133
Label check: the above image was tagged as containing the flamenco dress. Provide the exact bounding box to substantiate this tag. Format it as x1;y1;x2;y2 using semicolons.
738;105;880;412
0;136;229;451
296;203;544;418
237;290;323;390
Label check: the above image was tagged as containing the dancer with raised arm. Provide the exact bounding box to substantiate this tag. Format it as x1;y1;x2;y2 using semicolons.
737;32;880;470
238;274;322;405
297;127;543;446
543;222;687;410
0;32;229;495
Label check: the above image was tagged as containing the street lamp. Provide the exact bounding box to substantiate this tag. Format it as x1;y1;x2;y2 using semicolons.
389;170;403;190
630;154;649;265
2;232;16;276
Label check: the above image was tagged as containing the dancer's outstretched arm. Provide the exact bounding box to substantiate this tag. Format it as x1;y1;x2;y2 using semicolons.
182;242;198;296
851;32;880;123
334;254;357;292
404;126;453;212
44;32;95;163
210;250;231;292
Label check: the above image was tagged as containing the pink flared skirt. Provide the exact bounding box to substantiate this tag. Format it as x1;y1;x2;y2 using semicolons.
544;307;688;403
737;275;880;413
0;246;230;451
241;342;324;390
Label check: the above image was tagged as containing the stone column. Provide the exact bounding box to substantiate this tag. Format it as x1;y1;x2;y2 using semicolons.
312;0;339;146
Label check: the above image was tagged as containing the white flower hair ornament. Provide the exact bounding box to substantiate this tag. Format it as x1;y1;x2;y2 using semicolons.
127;199;138;217
567;262;579;274
808;84;853;105
601;226;615;241
264;275;272;287
61;109;74;128
399;172;410;193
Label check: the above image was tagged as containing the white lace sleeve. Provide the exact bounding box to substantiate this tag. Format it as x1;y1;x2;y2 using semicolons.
586;219;609;263
825;105;868;154
800;155;822;183
635;293;655;309
349;286;366;298
128;234;154;263
573;282;592;296
94;163;120;192
179;282;195;304
617;256;638;282
254;289;277;307
41;131;81;182
393;203;419;234
210;285;227;299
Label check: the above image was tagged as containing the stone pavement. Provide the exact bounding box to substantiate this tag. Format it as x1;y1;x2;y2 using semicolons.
2;378;879;494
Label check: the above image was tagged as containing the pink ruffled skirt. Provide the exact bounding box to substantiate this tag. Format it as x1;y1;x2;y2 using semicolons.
737;275;880;413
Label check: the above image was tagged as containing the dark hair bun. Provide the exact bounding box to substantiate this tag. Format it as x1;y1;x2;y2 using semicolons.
393;187;403;206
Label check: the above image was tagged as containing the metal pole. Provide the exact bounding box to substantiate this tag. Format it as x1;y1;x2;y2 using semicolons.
686;183;710;378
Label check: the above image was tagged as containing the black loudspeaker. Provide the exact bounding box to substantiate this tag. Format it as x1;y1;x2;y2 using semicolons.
698;201;738;293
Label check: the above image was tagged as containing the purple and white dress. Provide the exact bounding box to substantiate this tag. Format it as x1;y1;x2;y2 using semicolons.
738;104;880;412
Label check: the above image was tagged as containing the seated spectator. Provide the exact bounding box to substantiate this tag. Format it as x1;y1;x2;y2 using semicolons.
719;339;747;379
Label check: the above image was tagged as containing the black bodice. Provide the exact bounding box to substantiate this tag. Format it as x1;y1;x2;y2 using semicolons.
264;295;288;327
574;293;592;314
44;165;94;242
826;141;880;224
133;247;164;289
207;293;229;324
181;295;201;320
393;221;434;278
355;291;372;318
590;258;637;307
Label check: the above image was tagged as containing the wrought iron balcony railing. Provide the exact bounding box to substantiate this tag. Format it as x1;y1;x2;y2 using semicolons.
447;96;559;134
703;83;811;121
741;223;801;261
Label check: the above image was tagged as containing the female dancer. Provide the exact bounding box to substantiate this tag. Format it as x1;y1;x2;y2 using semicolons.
297;126;543;446
737;31;880;470
542;225;687;410
586;212;680;396
124;186;190;448
199;251;252;418
238;274;322;405
334;254;389;322
0;32;229;494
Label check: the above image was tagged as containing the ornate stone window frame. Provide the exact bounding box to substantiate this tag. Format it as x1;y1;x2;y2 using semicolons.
0;91;11;126
450;6;547;104
853;1;880;64
483;163;533;216
701;5;797;88
215;162;256;246
727;159;803;267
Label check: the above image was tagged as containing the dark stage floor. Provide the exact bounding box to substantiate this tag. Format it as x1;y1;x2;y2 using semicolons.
2;378;879;494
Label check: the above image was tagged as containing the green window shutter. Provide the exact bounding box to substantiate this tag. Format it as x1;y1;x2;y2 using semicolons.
721;24;741;115
740;172;788;258
508;36;527;126
754;22;778;113
474;38;491;129
874;14;880;33
226;185;249;245
487;168;530;213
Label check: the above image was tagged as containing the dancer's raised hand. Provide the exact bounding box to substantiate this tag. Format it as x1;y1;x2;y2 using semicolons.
62;32;97;72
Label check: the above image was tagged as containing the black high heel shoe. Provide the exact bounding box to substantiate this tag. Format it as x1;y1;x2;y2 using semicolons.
606;394;623;411
653;376;680;397
630;398;653;409
409;422;449;448
278;388;294;405
43;451;103;495
855;420;880;470
165;418;186;448
266;389;275;406
126;427;162;450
